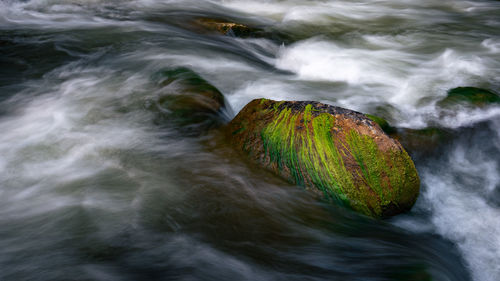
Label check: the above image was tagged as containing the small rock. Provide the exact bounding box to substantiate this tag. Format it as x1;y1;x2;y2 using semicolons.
190;18;290;43
192;18;256;37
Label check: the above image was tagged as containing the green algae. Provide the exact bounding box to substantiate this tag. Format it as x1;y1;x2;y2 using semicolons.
439;87;500;107
261;106;353;203
254;100;419;217
348;129;419;215
346;131;387;203
346;131;418;212
260;108;361;213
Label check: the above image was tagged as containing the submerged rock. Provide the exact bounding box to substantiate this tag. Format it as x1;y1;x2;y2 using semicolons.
150;67;227;134
438;87;500;107
227;99;420;218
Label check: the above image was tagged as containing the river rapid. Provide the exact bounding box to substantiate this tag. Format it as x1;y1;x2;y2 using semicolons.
0;0;499;280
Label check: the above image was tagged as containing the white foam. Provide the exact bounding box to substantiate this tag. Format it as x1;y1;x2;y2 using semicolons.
217;0;469;24
0;0;139;30
422;150;500;281
482;38;500;53
0;66;158;221
276;39;406;86
228;79;308;113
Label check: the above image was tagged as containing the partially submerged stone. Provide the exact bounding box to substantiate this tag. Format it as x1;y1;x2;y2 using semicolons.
438;87;500;107
227;99;420;218
192;18;256;37
150;67;226;134
190;18;290;43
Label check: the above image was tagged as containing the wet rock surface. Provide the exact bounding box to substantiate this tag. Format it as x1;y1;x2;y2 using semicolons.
226;99;420;218
192;18;257;37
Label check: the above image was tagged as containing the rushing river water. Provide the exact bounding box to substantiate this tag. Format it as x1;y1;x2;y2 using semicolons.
1;0;499;280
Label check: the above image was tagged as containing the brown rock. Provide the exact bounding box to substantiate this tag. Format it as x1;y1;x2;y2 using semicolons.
226;99;420;218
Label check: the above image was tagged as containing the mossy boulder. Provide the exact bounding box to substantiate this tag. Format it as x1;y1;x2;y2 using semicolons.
227;99;420;218
438;87;500;107
150;67;226;134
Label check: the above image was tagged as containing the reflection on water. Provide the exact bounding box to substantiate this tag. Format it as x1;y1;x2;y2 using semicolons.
0;0;499;280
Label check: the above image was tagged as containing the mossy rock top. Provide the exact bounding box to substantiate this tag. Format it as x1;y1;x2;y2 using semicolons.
227;99;420;218
438;87;500;107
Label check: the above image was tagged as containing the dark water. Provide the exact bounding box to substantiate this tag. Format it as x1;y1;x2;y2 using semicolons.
1;0;499;280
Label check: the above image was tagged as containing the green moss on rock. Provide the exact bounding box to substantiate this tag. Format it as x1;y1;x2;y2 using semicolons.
438;87;500;107
227;99;420;218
